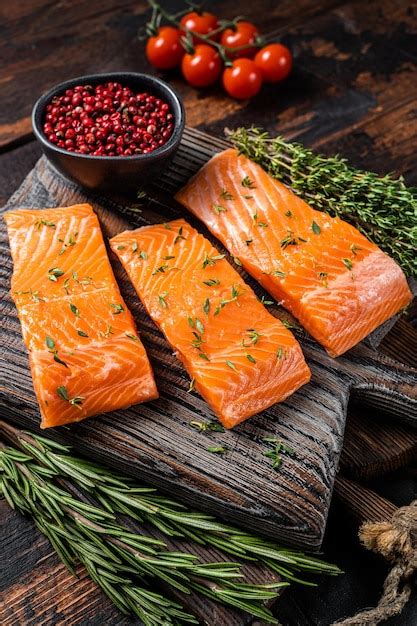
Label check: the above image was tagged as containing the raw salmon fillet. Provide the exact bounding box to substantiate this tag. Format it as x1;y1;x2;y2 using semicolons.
5;203;158;428
110;219;311;429
175;149;412;357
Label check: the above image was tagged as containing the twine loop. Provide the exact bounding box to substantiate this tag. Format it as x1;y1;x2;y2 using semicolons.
333;500;417;625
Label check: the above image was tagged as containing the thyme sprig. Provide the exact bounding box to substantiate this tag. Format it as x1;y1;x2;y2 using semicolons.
227;127;417;277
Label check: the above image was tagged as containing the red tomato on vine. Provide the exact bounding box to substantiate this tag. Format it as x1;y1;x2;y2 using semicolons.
180;11;220;43
146;26;184;69
182;44;222;87
223;58;263;99
220;21;259;58
254;43;293;82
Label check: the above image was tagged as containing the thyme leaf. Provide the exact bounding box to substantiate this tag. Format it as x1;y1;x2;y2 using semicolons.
263;439;295;470
202;253;225;269
189;420;225;432
242;329;261;346
241;175;256;189
311;221;321;235
45;336;68;368
280;231;303;249
152;264;168;275
213;203;227;214
174;226;186;244
259;295;274;306
56;385;69;401
58;232;77;256
48;267;64;281
158;292;169;308
69;302;80;317
35;218;55;230
45;336;55;351
56;386;84;408
195;318;204;335
220;188;234;201
110;303;125;314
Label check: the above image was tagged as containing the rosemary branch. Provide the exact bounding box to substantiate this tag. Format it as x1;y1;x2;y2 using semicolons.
227;127;417;278
0;422;341;623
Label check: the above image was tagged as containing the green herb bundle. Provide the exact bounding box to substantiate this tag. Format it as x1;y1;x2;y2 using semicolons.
0;422;340;624
227;127;417;278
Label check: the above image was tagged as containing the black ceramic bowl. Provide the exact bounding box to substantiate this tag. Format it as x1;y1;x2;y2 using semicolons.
32;72;185;195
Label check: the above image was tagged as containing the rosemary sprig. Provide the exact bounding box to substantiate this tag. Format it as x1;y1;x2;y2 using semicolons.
0;425;341;592
228;127;417;277
0;430;287;625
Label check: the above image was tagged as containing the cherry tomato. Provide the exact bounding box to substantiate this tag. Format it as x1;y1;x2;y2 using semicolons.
180;11;219;43
146;26;184;70
222;58;262;99
182;44;222;87
220;21;260;58
254;43;293;82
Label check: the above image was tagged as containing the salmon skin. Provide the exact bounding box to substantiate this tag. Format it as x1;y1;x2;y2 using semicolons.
110;219;311;429
175;149;412;357
4;203;158;428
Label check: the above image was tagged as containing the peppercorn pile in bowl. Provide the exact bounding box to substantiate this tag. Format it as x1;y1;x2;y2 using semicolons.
32;72;185;194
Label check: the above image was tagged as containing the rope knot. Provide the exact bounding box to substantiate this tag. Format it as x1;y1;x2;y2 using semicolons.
360;502;417;563
333;500;417;625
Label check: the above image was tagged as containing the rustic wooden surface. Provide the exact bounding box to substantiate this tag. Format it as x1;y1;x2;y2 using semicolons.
2;145;416;549
1;0;417;624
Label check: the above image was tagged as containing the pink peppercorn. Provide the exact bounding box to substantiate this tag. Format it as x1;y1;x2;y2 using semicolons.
43;82;174;156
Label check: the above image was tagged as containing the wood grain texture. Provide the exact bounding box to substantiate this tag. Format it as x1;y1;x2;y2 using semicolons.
1;128;416;553
334;475;398;524
340;409;417;479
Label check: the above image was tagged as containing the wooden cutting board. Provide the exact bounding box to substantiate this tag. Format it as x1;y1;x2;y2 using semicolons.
1;128;416;551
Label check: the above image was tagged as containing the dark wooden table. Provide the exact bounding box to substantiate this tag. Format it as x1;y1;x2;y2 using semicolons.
1;1;416;624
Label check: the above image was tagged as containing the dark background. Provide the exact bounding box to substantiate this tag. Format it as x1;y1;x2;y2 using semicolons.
1;1;416;624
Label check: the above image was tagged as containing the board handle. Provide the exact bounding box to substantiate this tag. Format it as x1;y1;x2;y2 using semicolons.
343;346;417;427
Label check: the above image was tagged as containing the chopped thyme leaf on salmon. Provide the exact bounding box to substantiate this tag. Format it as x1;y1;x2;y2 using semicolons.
176;148;412;357
4;203;158;428
111;219;310;429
